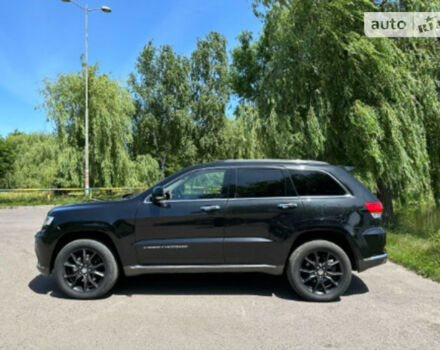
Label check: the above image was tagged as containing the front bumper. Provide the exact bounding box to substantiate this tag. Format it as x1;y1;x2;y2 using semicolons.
35;230;52;276
36;262;50;276
358;252;387;272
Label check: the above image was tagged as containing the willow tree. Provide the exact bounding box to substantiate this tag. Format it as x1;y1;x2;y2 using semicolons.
227;103;265;159
0;137;15;187
2;132;59;188
190;32;230;162
41;65;136;187
231;0;439;219
129;43;196;178
385;0;440;206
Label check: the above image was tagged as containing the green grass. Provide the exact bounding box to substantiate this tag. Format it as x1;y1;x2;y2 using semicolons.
387;231;440;282
385;205;440;282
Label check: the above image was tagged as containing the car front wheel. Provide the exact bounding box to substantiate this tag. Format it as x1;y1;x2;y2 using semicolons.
286;240;352;302
54;239;119;299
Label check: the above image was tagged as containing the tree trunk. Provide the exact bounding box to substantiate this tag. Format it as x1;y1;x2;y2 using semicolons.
377;180;394;224
160;154;166;181
430;176;440;207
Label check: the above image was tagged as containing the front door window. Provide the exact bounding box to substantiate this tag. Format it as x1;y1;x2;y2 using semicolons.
165;169;228;200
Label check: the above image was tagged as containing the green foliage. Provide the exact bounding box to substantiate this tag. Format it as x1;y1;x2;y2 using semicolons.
2;67;160;190
230;31;260;101
1;132;160;190
393;204;440;239
231;0;440;218
127;154;161;188
191;32;231;162
0;137;15;183
2;132;59;188
129;43;197;179
41;65;139;187
228;103;265;159
2;0;440;219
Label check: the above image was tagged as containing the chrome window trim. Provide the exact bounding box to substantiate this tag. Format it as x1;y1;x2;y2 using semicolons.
298;194;353;200
145;194;352;204
145;165;287;203
228;196;300;201
228;194;352;201
144;165;353;203
145;196;229;204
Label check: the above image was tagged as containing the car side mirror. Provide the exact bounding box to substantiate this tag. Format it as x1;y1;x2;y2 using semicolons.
151;186;170;203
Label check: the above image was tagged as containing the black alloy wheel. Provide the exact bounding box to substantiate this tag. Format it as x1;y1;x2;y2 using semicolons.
54;239;119;299
299;250;344;295
287;240;352;302
62;247;106;293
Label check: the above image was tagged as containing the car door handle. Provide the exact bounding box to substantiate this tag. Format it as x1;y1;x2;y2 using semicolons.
200;205;221;212
277;203;298;210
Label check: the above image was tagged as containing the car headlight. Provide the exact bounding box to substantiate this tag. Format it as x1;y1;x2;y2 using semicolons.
43;215;55;228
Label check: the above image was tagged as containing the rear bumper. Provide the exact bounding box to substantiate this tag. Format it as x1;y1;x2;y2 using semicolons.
358;252;387;272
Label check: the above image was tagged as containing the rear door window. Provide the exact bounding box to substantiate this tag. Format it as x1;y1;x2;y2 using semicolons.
289;170;346;196
236;168;290;198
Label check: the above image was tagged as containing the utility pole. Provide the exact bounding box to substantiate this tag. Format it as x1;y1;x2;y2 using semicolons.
61;0;111;195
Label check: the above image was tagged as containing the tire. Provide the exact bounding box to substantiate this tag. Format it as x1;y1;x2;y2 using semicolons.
54;239;119;299
286;240;352;302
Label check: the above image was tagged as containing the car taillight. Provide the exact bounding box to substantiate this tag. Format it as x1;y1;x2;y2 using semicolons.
365;202;383;219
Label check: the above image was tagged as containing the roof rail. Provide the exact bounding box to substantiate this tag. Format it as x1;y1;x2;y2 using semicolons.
220;159;329;165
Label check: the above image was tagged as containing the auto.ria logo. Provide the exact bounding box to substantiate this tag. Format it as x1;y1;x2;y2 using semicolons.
364;12;440;37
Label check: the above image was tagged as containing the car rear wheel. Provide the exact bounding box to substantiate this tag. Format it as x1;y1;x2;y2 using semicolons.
286;240;352;302
54;239;119;299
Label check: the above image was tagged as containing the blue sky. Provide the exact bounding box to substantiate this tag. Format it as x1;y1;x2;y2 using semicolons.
0;0;262;137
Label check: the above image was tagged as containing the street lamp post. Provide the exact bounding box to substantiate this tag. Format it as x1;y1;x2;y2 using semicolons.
61;0;111;196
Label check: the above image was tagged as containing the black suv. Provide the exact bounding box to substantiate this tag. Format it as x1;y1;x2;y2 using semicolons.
35;160;386;301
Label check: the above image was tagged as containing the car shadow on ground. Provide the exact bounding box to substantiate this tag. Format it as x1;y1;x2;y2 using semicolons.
28;273;369;302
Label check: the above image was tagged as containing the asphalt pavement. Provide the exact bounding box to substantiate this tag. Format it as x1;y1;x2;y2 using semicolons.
0;206;439;349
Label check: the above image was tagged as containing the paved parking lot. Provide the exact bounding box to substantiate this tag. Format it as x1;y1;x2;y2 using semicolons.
0;206;439;349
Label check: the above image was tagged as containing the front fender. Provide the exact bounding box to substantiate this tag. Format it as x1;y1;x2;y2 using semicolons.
35;200;140;273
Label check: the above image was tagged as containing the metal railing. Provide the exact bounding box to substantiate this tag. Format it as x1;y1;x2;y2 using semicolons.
0;187;146;193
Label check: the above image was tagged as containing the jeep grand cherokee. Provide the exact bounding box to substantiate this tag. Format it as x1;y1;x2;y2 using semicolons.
35;160;387;301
